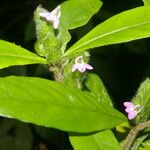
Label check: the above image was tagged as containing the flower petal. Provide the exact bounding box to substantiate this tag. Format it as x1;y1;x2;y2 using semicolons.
53;20;59;29
39;5;61;29
128;111;137;120
72;64;78;72
39;12;52;21
124;102;134;108
125;107;132;113
85;64;93;70
78;64;86;73
50;5;61;19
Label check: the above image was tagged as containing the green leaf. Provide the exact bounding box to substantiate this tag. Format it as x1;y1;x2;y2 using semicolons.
65;6;150;57
139;138;150;150
58;0;103;53
70;130;121;150
143;0;150;6
0;76;126;133
132;78;150;123
86;74;112;106
0;40;46;69
61;0;102;29
131;134;149;150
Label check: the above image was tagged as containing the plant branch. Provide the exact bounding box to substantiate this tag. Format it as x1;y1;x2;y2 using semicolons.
122;120;150;150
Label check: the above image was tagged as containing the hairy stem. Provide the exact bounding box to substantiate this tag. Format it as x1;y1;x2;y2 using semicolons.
122;120;150;150
48;63;63;82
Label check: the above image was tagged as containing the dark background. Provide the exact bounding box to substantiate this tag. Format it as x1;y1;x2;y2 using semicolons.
0;0;149;149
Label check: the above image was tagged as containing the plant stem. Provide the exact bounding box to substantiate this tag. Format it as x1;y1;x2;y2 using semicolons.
53;66;63;82
122;120;150;150
48;63;63;82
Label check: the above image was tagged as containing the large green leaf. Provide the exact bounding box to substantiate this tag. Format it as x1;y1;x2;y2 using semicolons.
0;76;126;132
65;6;150;57
70;130;121;150
0;40;46;69
143;0;150;5
132;78;150;123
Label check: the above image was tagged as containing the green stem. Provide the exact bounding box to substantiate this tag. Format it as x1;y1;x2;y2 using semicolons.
122;120;150;150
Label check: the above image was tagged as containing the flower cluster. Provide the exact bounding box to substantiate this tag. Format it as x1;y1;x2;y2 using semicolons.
123;101;141;120
72;56;93;73
39;5;61;29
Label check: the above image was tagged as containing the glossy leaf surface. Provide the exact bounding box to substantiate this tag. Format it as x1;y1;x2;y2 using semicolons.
86;74;112;106
58;0;103;53
61;0;102;29
0;76;126;132
65;6;150;57
70;130;121;150
0;40;46;69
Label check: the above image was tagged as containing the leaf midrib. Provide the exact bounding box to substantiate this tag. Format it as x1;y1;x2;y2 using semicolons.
0;95;123;120
66;21;150;55
0;53;46;62
0;77;124;120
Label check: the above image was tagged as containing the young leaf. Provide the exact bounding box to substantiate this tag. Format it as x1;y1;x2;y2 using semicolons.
143;0;150;6
0;76;126;133
61;0;103;29
86;74;112;106
132;78;150;123
58;0;103;53
65;6;150;57
0;40;46;69
70;130;121;150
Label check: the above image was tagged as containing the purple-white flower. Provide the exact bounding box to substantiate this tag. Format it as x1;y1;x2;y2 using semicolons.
123;101;141;120
72;56;93;73
39;5;61;29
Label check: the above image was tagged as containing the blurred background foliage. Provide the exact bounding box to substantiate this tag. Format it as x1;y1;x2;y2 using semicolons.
0;0;150;149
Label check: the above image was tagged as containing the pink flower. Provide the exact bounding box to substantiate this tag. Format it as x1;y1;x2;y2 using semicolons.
123;102;141;120
72;56;93;73
39;5;61;29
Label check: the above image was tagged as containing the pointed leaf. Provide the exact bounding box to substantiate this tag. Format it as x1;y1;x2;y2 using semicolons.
0;76;126;132
70;130;121;150
65;6;150;57
0;40;46;69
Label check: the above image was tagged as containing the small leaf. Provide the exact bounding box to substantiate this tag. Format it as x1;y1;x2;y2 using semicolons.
132;78;150;123
65;6;150;57
0;76;126;133
143;0;150;6
70;130;121;150
86;74;112;106
58;0;103;53
61;0;102;29
0;40;46;69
